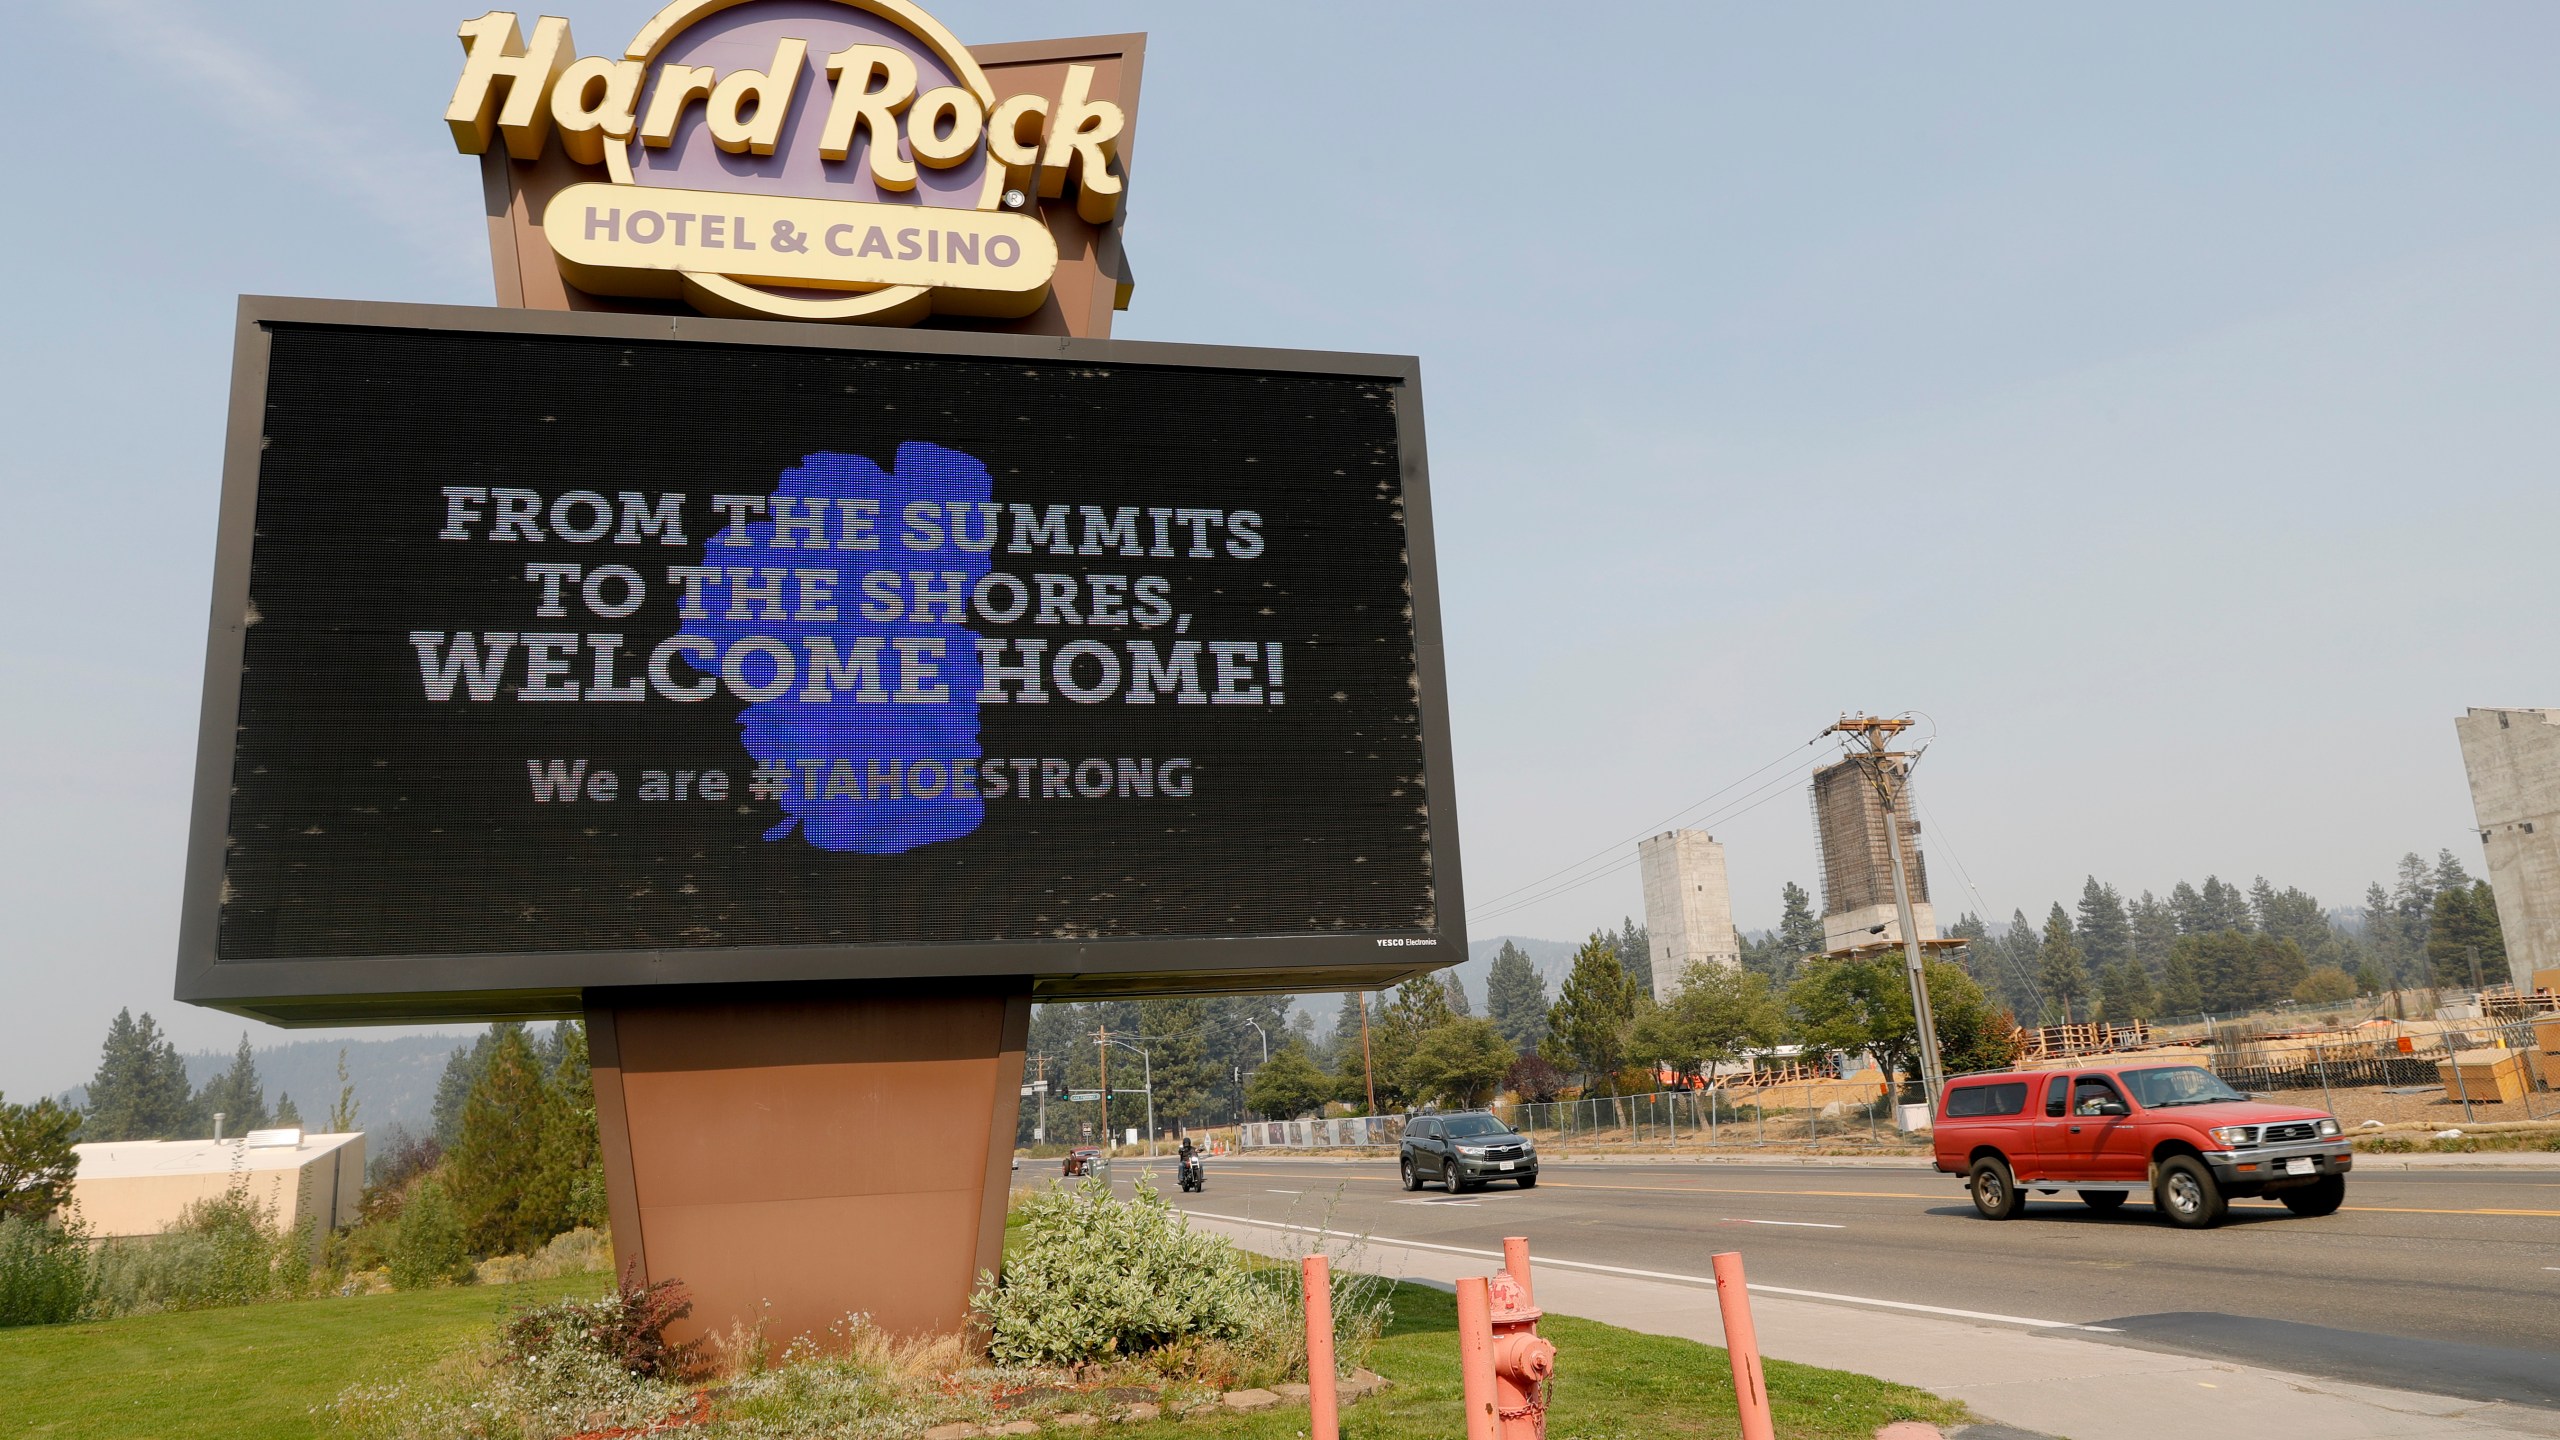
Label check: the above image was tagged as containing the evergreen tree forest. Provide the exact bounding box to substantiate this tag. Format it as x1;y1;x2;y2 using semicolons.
1943;850;2502;1027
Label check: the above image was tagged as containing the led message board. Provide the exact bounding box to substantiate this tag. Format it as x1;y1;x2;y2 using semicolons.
177;299;1460;1023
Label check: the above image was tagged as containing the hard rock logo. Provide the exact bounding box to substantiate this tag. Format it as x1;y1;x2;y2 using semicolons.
445;1;1125;323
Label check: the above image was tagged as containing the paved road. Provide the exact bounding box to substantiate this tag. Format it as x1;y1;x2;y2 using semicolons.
1041;1154;2560;1408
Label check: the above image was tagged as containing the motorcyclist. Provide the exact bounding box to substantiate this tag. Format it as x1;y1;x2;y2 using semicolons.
1178;1136;1201;1186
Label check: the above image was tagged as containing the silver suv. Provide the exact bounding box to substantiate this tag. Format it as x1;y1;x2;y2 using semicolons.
1400;1111;1538;1192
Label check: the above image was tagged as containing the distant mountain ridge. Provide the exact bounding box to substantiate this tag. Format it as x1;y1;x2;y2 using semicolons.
58;1033;470;1138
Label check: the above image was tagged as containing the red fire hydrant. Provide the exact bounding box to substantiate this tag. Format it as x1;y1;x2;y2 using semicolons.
1458;1268;1556;1440
1487;1271;1555;1440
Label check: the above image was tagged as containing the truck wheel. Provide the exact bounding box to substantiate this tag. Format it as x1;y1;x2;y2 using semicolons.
1969;1157;2025;1220
2079;1190;2127;1213
2279;1175;2345;1217
2153;1156;2227;1228
1400;1157;1420;1191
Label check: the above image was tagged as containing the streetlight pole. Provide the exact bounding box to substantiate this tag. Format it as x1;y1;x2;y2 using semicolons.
1101;1035;1156;1157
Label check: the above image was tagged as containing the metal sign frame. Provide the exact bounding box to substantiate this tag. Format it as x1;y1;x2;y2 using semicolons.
176;296;1463;1024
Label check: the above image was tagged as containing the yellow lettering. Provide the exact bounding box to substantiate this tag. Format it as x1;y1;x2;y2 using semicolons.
985;93;1047;191
821;44;919;191
707;38;807;156
549;55;644;165
445;11;574;159
1041;65;1125;223
637;63;715;148
905;85;984;169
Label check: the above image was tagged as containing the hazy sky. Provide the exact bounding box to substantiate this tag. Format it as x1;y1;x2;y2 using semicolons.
5;2;2555;1097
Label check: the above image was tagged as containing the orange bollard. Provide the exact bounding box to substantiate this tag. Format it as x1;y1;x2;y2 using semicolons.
1302;1255;1339;1440
1457;1276;1501;1440
1502;1235;1535;1305
1711;1251;1776;1440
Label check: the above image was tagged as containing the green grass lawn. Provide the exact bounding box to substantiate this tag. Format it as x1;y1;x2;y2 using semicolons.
0;1270;1962;1440
0;1274;608;1440
1114;1280;1969;1440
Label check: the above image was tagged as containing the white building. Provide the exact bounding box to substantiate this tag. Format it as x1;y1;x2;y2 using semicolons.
2456;707;2560;986
1638;830;1740;1001
70;1129;366;1262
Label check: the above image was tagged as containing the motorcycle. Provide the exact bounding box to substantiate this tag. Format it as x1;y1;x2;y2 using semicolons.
1177;1152;1206;1193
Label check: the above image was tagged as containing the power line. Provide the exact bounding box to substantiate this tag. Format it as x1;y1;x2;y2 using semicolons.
1911;789;2048;1018
1468;747;1836;926
1463;733;1832;921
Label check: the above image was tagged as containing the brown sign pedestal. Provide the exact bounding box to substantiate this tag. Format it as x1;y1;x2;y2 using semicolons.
587;984;1030;1343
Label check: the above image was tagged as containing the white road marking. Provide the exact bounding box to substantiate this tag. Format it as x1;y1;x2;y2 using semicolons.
1185;1212;2120;1332
1725;1218;1845;1228
1267;1189;1302;1194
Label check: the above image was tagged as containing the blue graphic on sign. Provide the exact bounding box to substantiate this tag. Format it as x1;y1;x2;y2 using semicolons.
692;443;992;853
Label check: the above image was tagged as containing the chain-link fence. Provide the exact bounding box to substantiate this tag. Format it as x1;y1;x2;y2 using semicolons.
2204;1013;2555;1132
1502;1080;1913;1149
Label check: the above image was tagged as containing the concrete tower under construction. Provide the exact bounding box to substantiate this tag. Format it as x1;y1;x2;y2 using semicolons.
2455;707;2560;986
1809;755;1937;955
1638;830;1740;1001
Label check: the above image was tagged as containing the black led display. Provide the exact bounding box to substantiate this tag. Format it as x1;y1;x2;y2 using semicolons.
177;302;1459;1020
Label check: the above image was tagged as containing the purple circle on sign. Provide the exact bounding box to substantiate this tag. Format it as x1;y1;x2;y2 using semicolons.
625;0;987;209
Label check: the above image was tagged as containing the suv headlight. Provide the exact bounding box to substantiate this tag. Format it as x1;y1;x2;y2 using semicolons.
2209;1125;2257;1147
1519;1137;1535;1152
1456;1145;1488;1156
2317;1118;2340;1137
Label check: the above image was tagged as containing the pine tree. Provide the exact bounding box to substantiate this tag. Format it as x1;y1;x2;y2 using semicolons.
1615;918;1654;997
2199;876;2253;932
193;1033;270;1136
2097;961;2157;1023
432;1031;500;1148
2427;880;2509;990
1543;932;1638;1083
1443;971;1472;1017
1777;882;1825;963
2159;946;2206;1017
2169;880;2210;935
2075;879;2133;970
445;1023;579;1258
327;1049;360;1134
1329;992;1370;1073
1484;943;1549;1053
2037;904;2091;1022
2432;849;2473;895
2000;910;2048;1022
1136;997;1217;1127
2128;891;2178;978
2250;879;2331;954
81;1010;198;1142
272;1093;303;1127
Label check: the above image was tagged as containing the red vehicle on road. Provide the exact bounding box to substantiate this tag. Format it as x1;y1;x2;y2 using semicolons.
1932;1062;2351;1227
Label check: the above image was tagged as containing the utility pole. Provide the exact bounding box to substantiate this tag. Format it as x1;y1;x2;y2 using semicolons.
1033;1053;1048;1144
1824;714;1945;1115
1358;992;1378;1114
1096;1026;1110;1152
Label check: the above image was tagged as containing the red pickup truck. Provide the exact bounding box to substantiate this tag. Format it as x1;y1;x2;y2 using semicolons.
1932;1062;2351;1227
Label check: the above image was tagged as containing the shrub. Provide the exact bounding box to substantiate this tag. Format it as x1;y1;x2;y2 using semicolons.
386;1177;472;1291
972;1178;1282;1367
475;1225;614;1286
0;1214;92;1327
331;1287;698;1440
89;1182;310;1316
501;1275;709;1384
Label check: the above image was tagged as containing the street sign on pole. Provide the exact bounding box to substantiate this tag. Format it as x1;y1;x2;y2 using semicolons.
1067;1090;1103;1103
